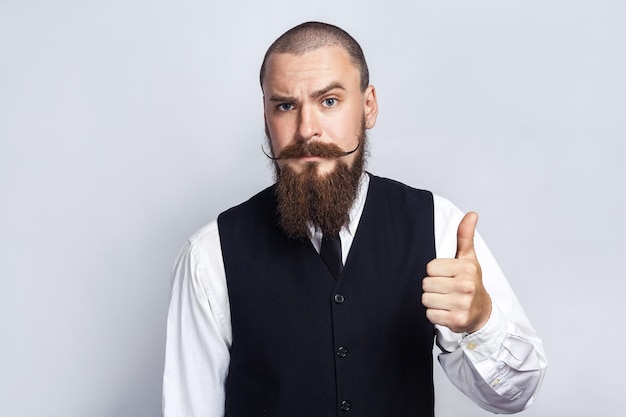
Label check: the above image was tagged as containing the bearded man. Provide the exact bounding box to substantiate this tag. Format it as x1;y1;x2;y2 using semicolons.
163;22;547;417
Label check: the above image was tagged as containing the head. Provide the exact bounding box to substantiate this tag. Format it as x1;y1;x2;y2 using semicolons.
260;21;370;93
260;22;378;237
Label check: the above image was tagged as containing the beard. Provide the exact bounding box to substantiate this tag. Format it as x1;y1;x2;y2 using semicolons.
271;128;368;239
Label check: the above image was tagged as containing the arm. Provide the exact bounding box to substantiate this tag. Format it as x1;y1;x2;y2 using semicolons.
429;195;547;413
162;220;231;417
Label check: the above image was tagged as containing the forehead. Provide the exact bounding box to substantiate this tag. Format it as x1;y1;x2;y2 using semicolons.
262;46;360;94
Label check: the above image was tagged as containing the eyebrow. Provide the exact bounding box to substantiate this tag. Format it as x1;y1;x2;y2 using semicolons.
267;82;346;102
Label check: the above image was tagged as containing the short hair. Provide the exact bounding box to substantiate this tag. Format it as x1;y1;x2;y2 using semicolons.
259;21;370;92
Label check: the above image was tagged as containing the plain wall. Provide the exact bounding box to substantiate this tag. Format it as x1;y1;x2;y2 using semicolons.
1;1;624;416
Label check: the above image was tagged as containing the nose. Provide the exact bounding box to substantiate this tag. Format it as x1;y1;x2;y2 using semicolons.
296;105;321;141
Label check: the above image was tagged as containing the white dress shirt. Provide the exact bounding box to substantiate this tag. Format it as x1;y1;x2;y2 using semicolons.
163;174;547;416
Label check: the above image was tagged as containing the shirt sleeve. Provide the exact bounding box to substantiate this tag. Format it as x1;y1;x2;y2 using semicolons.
433;195;548;413
162;220;231;417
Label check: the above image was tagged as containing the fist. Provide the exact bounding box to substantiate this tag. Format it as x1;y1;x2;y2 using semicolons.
422;212;492;334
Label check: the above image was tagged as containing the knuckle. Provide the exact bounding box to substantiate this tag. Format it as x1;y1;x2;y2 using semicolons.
456;280;476;295
461;261;479;275
425;261;436;276
425;309;436;323
422;293;434;308
451;311;470;330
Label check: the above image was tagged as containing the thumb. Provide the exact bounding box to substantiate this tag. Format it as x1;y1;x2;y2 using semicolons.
456;211;479;259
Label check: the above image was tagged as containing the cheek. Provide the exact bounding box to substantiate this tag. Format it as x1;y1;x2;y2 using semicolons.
325;112;361;143
265;120;287;153
266;117;292;142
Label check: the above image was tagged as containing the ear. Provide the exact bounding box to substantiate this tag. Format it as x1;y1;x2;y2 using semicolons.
262;95;267;123
363;85;378;129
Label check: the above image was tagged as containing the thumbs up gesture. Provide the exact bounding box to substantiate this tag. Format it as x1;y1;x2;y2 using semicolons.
422;212;492;334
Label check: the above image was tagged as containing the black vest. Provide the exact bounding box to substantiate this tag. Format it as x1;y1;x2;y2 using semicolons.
218;175;436;417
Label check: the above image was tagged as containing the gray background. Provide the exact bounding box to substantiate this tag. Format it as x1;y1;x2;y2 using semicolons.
1;0;624;416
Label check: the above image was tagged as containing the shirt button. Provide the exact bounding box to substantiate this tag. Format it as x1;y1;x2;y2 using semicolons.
340;400;351;411
466;342;477;350
336;346;348;358
334;293;345;304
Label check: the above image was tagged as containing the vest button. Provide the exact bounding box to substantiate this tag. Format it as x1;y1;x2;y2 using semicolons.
336;346;348;358
340;400;351;411
334;293;345;304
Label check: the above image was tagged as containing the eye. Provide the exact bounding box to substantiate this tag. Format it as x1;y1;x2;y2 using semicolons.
277;103;294;111
322;98;337;108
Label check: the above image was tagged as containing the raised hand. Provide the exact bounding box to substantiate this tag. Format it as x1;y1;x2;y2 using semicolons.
422;212;492;334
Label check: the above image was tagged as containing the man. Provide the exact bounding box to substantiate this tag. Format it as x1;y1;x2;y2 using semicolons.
163;22;547;416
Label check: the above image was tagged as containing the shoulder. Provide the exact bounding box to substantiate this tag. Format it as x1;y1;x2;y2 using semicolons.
219;185;276;220
187;218;220;251
182;185;276;247
180;184;276;262
432;194;464;222
366;173;463;217
367;174;433;206
368;174;431;195
173;219;222;281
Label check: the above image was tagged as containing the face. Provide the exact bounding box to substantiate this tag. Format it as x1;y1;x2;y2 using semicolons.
262;46;378;176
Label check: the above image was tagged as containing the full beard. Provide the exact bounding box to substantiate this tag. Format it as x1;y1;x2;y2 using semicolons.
272;132;367;239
